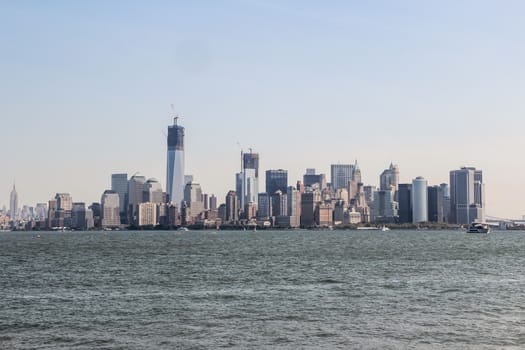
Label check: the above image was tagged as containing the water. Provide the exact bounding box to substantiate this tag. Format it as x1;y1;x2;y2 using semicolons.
1;230;525;349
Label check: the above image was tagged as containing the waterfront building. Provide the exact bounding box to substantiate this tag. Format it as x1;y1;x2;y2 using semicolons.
300;189;321;227
203;194;209;210
244;201;257;220
449;167;485;224
225;190;239;224
412;177;428;223
331;164;354;191
271;190;287;217
111;173;128;220
143;178;163;203
428;185;444;223
286;186;301;228
71;202;88;230
363;185;376;207
316;203;333;227
9;184;18;220
184;182;204;219
397;184;412;223
138;202;157;227
101;190;121;228
333;200;346;224
439;183;451;223
370;190;398;223
257;192;271;219
266;169;288;195
238;151;259;208
166;117;185;206
127;175;146;225
209;194;217;210
343;208;362;225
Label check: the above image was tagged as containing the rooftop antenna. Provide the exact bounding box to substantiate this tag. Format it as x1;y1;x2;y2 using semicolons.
237;142;243;172
170;104;179;125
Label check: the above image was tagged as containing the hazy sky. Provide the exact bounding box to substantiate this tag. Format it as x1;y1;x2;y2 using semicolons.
1;1;524;218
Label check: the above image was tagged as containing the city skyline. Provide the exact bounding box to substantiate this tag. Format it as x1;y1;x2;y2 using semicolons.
2;1;524;218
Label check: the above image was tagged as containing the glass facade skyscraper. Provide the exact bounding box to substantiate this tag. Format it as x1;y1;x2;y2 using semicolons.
166;118;185;206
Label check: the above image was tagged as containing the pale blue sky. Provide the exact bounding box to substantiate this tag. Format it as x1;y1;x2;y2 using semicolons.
1;1;524;218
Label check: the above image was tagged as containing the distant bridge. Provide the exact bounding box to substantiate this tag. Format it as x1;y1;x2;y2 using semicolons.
486;215;525;228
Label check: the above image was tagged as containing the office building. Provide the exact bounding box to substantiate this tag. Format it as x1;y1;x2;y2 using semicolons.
286;186;301;227
101;190;121;228
427;185;443;223
257;192;271;219
266;169;288;195
412;177;428;223
209;194;217;210
9;184;18;220
331;164;354;191
143;178;163;203
166;117;185;205
238;151;259;208
303;169;327;190
138;202;157;227
225;190;239;223
301;189;321;227
397;184;412;223
371;190;398;223
449;167;485;224
380;163;400;193
111;173;128;218
71;202;88;230
127;175;146;224
184;182;204;219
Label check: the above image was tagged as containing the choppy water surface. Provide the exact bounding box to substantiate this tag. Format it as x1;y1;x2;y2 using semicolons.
1;230;525;349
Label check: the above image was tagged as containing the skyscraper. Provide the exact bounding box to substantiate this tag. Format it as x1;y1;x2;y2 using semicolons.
412;177;428;223
303;169;327;190
449;167;485;224
127;175;146;225
111;173;128;218
225;190;238;223
9;184;18;220
266;169;288;195
143;178;163;203
380;163;400;192
166;117;185;206
239;151;259;208
101;190;121;228
184;182;204;219
397;184;412;223
331;164;354;191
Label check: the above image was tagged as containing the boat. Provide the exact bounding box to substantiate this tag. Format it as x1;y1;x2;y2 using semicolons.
466;222;490;234
177;227;189;232
381;226;390;232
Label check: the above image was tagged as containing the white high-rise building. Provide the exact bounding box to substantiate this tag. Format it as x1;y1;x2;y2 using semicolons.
412;176;428;223
101;190;121;228
166;117;185;206
238;151;259;208
138;202;157;227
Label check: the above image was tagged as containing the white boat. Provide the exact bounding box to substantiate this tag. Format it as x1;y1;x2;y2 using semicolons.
466;222;490;234
381;226;390;231
177;227;189;232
